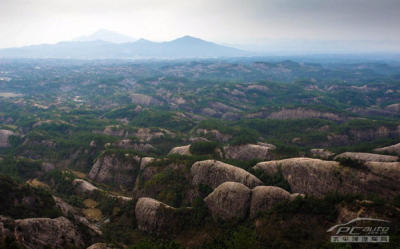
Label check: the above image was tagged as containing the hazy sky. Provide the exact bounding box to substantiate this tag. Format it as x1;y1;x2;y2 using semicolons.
1;0;400;49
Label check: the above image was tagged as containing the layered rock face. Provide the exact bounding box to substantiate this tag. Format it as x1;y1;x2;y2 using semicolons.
223;143;275;161
168;145;192;156
135;197;178;234
89;154;140;189
253;158;341;197
364;161;400;181
191;160;263;189
250;186;291;218
267;108;343;121
14;217;84;249
374;143;400;155
334;152;398;162
204;182;251;221
0;129;14;147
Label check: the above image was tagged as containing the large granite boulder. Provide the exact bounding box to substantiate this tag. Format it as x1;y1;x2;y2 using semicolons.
72;179;99;194
168;145;192;156
253;158;341;197
334;152;398;162
191;160;262;189
135;197;177;235
14;217;84;249
373;143;400;155
250;186;291;218
89;153;140;189
223;142;275;161
204;182;251;221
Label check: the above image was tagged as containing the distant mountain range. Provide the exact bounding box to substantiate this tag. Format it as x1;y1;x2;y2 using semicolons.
0;30;246;59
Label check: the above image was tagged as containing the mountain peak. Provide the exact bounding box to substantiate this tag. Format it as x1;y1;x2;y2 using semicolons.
74;30;136;44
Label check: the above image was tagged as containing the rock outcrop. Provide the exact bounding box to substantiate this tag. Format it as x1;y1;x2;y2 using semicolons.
364;161;400;181
191;160;263;189
310;148;335;159
14;217;84;249
87;243;118;249
135;197;177;234
115;139;155;152
89;154;140;189
268;108;343;121
72;179;99;194
0;129;14;147
250;186;291;218
204;182;251;221
253;158;341;197
168;145;192;156
374;143;400;155
334;152;398;162
223;143;275;161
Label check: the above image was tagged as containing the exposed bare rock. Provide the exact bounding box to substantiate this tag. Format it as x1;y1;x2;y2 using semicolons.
72;179;99;194
131;93;161;106
195;129;232;142
364;161;400;181
201;107;218;116
87;243;118;249
102;125;126;137
0;216;14;241
135;197;177;234
204;182;251;221
310;148;335;159
254;158;341;197
191;160;262;189
115;139;155;152
334;152;398;162
268;108;343;121
0;129;14;147
374;143;400;155
168;145;192;156
223;143;275;161
14;217;84;249
384;103;400;113
247;84;269;92
134;128;171;142
88;154;140;189
250;186;291;218
140;157;155;170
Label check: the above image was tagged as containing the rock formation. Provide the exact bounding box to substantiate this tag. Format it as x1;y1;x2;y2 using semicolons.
89;154;140;189
334;152;398;162
204;182;251;221
250;186;291;218
0;129;14;147
253;158;341;197
168;145;192;156
310;148;335;159
223;143;275;161
373;143;400;155
135;197;177;234
72;179;99;194
14;217;84;249
191;160;262;189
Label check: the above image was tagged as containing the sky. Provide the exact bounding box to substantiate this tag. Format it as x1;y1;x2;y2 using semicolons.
1;0;400;51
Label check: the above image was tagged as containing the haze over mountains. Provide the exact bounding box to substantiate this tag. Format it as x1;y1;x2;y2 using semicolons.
0;30;247;59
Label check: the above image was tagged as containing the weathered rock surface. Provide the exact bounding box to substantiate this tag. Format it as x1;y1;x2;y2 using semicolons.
140;157;155;170
195;129;232;142
89;154;140;189
250;186;291;218
131;93;161;106
254;158;341;197
87;243;118;249
374;143;400;155
364;161;400;181
168;145;192;156
204;182;251;221
334;152;398;162
191;160;263;189
73;179;99;194
268;108;343;121
0;129;14;147
115;139;155;152
135;197;177;234
223;143;275;161
14;217;84;249
310;148;335;159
